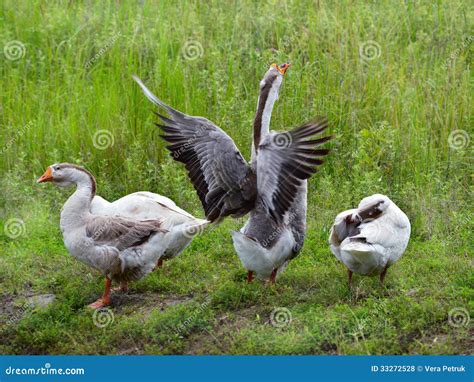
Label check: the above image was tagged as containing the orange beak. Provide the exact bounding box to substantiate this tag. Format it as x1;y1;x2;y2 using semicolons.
272;62;290;75
37;167;53;183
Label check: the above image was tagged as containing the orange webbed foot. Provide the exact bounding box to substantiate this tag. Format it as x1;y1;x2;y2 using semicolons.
88;298;110;309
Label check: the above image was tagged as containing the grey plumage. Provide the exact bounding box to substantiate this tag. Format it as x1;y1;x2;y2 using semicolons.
133;76;331;225
133;75;256;222
133;70;332;280
256;117;330;222
85;215;166;251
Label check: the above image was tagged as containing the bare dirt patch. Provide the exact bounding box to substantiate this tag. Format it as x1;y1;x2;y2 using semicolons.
110;291;193;318
0;293;56;327
185;306;261;354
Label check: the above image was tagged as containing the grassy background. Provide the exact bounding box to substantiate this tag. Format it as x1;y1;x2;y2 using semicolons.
0;0;472;354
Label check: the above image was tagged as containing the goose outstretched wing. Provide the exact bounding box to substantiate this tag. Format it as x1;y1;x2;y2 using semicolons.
256;118;332;221
134;76;256;222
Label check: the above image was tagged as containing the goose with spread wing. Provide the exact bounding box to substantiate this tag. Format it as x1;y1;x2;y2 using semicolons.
329;194;411;288
37;163;205;308
134;63;332;282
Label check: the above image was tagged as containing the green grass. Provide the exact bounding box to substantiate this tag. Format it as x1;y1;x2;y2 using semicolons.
0;0;472;354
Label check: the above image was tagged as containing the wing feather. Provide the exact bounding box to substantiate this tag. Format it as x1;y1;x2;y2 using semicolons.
257;117;332;221
134;75;257;222
86;216;166;251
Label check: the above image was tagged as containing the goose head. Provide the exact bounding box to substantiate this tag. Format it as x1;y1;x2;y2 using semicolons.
357;194;391;220
37;163;96;190
259;62;290;94
271;62;290;76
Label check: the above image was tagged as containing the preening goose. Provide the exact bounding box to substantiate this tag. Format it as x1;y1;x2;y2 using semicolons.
329;194;411;287
37;163;202;308
134;63;332;283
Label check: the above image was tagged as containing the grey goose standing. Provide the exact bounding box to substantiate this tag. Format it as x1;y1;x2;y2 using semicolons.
134;63;332;282
37;163;206;308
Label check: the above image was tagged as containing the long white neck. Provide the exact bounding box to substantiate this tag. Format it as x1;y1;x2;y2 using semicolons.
60;174;95;232
251;77;282;164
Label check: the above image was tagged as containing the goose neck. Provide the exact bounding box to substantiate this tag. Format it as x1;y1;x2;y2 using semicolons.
60;175;96;230
252;76;282;162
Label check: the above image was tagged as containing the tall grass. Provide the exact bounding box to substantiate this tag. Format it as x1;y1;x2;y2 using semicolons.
1;0;471;234
0;0;472;356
